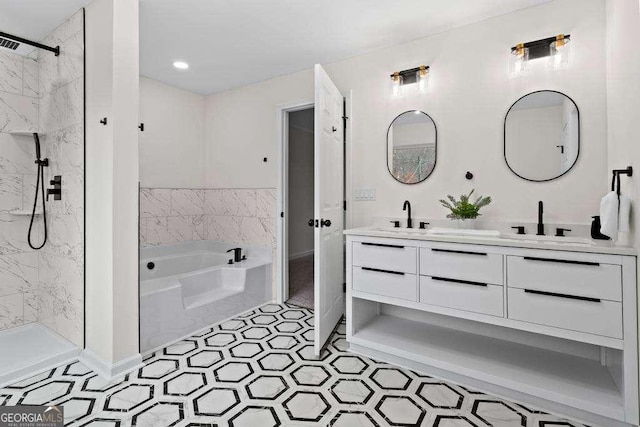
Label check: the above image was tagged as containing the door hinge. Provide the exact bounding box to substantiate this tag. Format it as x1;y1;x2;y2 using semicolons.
343;283;346;293
343;200;347;211
280;212;284;218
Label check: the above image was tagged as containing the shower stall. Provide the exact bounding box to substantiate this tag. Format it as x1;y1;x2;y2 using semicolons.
0;9;85;386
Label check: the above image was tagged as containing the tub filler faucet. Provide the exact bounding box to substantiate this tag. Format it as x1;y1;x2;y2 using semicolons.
227;247;244;263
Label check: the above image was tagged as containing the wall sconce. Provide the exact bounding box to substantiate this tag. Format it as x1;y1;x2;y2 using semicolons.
510;34;570;74
549;34;570;68
390;65;430;96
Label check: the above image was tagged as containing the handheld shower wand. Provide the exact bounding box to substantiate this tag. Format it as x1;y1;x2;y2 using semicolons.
34;132;41;160
28;133;48;250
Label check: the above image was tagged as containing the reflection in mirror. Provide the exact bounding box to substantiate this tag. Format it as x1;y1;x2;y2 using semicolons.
387;111;437;184
505;91;579;182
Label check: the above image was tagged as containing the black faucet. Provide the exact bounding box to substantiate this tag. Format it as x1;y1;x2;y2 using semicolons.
403;200;412;229
537;201;545;236
226;248;243;263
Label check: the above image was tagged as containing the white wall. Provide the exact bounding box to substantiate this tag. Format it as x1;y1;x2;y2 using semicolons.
204;70;314;189
85;0;115;363
85;0;140;367
203;0;608;227
606;0;640;247
139;77;206;188
288;109;314;258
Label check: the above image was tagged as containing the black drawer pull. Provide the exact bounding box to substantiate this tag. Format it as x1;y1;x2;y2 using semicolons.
431;276;488;287
524;289;601;303
523;257;599;267
361;267;405;276
362;242;405;249
432;248;487;256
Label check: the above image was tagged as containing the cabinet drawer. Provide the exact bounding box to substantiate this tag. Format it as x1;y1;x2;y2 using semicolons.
420;247;503;285
419;276;503;317
508;288;622;338
353;241;417;274
353;266;417;301
507;256;621;301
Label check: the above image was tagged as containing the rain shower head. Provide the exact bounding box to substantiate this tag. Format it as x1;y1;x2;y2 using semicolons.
0;37;19;51
0;31;59;56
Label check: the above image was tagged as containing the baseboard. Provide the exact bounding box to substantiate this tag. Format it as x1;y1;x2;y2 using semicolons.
289;250;314;261
79;349;143;381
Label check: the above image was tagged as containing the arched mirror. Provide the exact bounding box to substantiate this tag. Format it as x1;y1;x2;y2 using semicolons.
504;90;580;182
387;110;437;184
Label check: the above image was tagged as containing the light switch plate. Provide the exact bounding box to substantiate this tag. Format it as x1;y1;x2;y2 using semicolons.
354;188;376;201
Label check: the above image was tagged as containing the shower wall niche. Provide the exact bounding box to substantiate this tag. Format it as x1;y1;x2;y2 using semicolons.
0;10;85;347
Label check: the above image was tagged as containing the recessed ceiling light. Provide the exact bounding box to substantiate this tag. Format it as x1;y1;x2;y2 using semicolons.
173;61;189;70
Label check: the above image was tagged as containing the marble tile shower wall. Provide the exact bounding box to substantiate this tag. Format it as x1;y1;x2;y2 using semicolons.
0;10;84;347
140;188;276;248
37;10;84;347
0;49;40;332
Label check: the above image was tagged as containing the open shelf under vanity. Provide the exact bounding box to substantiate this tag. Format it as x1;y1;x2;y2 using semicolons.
350;300;623;420
345;232;638;427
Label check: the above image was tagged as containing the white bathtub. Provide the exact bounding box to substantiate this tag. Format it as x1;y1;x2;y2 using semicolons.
140;241;272;353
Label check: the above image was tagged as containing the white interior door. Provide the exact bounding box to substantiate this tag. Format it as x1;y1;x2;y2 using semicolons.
313;64;345;356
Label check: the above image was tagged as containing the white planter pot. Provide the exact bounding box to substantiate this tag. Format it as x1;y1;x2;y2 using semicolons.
453;218;477;229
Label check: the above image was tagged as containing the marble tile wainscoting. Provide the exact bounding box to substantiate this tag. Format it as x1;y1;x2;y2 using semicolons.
0;49;40;331
140;188;276;248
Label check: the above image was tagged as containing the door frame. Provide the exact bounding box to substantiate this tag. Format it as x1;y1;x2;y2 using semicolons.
276;101;314;304
275;92;353;306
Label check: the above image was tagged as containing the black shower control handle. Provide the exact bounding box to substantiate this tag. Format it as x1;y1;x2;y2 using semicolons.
46;175;62;201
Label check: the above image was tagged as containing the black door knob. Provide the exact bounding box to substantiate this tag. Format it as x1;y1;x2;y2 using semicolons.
308;219;315;227
321;219;332;227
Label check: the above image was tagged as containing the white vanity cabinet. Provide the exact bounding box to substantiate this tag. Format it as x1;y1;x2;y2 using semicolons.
345;229;638;427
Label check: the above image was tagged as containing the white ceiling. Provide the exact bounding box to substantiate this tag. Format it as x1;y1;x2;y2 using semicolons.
140;0;551;95
0;0;92;56
0;1;552;94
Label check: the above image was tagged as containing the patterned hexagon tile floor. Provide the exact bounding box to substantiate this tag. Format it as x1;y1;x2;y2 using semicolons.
0;303;591;426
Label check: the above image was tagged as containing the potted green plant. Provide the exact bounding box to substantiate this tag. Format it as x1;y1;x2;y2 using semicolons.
439;189;492;229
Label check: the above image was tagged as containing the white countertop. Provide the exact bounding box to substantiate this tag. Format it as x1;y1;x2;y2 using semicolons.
344;226;637;256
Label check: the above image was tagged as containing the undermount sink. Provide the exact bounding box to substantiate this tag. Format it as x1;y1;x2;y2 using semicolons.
373;227;430;235
371;227;596;246
499;233;596;246
373;226;500;237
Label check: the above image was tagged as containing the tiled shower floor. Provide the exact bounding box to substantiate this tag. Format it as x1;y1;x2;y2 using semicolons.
0;303;587;426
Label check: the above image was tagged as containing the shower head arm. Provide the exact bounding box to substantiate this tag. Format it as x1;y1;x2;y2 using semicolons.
0;31;59;56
